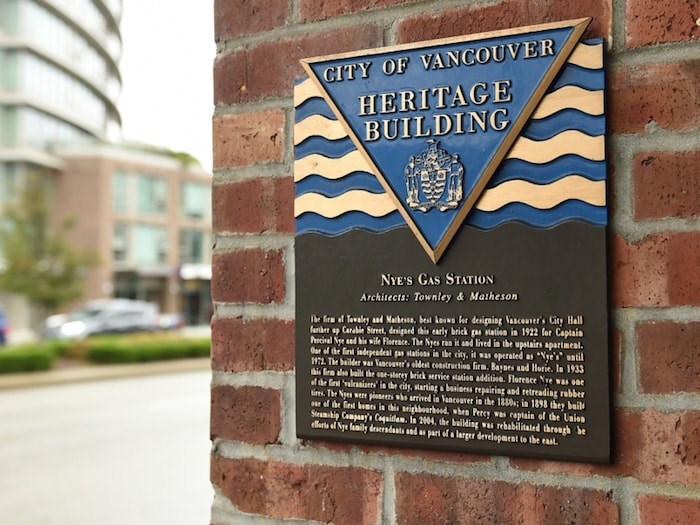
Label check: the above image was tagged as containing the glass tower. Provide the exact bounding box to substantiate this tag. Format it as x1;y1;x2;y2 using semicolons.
0;0;122;187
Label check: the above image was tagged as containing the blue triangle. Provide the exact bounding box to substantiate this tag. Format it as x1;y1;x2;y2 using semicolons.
303;20;589;261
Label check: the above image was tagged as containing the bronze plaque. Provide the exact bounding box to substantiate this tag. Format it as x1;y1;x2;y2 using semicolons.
294;19;610;462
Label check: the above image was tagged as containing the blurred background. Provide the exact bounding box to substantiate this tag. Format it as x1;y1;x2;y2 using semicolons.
0;1;215;523
0;0;214;342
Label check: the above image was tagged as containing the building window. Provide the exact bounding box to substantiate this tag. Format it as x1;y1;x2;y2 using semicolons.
179;229;205;264
19;0;109;90
17;107;90;148
181;181;210;219
133;224;168;264
137;174;167;215
112;223;129;262
111;171;128;212
18;52;107;132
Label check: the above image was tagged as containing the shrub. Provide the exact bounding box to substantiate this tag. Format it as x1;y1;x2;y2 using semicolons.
85;336;210;364
44;339;72;357
0;343;57;373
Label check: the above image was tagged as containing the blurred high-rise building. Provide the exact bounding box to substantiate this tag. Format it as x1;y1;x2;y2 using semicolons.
0;1;212;341
0;0;122;170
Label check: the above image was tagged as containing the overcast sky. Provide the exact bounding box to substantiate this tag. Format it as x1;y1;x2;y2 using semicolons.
118;0;215;171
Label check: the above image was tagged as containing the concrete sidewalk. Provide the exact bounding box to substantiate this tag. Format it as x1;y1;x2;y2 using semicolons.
0;357;211;390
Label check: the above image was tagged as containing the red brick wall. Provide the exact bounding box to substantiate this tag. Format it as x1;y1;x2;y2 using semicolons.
211;1;700;523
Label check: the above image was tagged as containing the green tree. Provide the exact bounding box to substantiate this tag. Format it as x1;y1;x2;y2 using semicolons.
0;171;98;311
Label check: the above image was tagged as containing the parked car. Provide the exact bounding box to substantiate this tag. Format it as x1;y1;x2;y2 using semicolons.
43;299;161;340
158;312;185;331
0;305;8;345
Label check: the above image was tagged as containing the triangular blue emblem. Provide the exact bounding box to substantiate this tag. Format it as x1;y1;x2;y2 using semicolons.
301;19;591;262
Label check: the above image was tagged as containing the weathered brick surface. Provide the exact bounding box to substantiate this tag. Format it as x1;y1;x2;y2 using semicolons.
637;321;700;394
667;233;700;305
638;495;700;525
395;473;618;524
214;26;383;105
633;150;700;219
617;409;700;484
306;438;489;465
214;0;288;39
211;457;382;525
610;234;668;307
212;177;294;234
397;0;611;43
609;61;700;134
611;232;700;307
211;317;294;372
212;111;285;169
511;408;700;484
545;0;613;38
300;0;409;21
211;249;285;304
626;0;700;47
210;385;281;444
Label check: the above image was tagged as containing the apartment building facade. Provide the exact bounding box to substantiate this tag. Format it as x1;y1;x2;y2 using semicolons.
55;144;212;325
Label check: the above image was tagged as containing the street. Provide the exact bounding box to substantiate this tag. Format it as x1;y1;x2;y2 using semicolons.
0;370;212;524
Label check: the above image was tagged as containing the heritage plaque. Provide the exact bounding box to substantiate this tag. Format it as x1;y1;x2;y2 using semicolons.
294;19;610;463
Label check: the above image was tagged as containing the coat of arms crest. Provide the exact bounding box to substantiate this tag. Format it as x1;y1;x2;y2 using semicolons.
405;140;465;212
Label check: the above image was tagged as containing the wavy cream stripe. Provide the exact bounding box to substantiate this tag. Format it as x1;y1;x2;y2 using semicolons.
295;150;374;182
506;130;605;163
295;176;605;217
475;175;606;211
567;42;603;70
294;78;322;107
295;190;396;218
294;115;348;145
532;86;603;119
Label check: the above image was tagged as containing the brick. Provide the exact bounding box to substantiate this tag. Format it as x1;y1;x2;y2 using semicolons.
609;61;700;134
511;408;700;484
667;232;700;305
272;178;295;234
633;151;700;219
305;439;489;464
531;485;618;525
638;322;700;394
638;495;700;525
610;234;669;307
612;327;622;394
397;0;611;43
398;1;523;42
610;232;700;307
213;176;294;234
211;317;294;372
300;0;408;22
212;110;284;170
541;0;612;39
211;457;382;525
626;0;700;47
214;25;382;105
211;249;286;304
617;409;700;484
215;0;288;40
210;386;281;444
395;473;618;524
